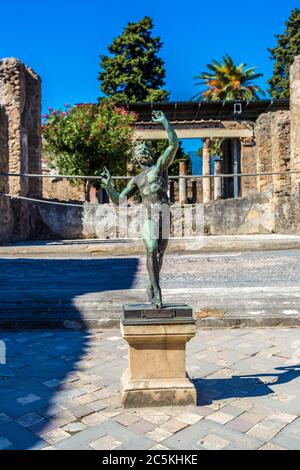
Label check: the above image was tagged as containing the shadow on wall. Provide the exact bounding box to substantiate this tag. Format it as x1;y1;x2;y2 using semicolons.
0;257;139;449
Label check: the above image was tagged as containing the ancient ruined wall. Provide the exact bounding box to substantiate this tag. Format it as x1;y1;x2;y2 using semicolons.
0;58;42;240
253;110;293;232
0;105;13;242
34;191;275;240
290;55;300;230
290;56;300;191
254;110;291;193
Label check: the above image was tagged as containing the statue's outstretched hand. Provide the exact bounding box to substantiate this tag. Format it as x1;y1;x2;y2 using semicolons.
152;110;167;124
99;166;111;188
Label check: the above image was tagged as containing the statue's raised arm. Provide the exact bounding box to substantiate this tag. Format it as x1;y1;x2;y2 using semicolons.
152;111;179;170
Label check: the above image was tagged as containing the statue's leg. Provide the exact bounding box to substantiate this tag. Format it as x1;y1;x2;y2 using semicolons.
158;237;168;273
156;206;170;286
142;218;161;308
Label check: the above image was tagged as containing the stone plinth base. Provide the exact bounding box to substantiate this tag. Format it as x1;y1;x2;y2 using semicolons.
121;304;196;408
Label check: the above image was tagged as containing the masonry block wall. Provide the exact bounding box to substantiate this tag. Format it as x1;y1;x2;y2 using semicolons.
252;110;293;232
0;58;42;240
255;111;290;192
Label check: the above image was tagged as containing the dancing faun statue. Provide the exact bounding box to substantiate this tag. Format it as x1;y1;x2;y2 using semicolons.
100;111;179;309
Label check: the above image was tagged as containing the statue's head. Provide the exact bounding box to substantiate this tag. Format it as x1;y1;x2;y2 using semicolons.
131;141;153;168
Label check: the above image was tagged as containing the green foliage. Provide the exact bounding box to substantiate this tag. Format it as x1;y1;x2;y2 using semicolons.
268;8;300;99
42;103;136;200
192;53;265;101
98;16;169;103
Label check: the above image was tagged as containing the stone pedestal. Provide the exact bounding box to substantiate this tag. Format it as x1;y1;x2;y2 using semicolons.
121;304;196;408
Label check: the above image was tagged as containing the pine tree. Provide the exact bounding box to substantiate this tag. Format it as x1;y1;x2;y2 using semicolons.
268;8;300;99
98;16;191;174
98;16;169;103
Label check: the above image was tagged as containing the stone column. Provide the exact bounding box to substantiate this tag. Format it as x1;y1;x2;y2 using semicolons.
0;58;42;241
202;138;211;203
178;158;187;205
0;58;42;197
233;139;240;198
290;55;300;229
214;157;222;200
290;56;300;193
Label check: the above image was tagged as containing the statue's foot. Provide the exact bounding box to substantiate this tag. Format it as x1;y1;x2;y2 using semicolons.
151;290;162;309
147;284;154;303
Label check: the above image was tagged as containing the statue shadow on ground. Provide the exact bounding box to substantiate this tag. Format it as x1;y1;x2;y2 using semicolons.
192;365;300;406
0;257;139;450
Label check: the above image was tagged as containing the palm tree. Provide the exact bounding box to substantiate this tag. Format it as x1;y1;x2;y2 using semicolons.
192;53;265;101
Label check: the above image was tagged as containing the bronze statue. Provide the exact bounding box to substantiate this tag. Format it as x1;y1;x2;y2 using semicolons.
100;111;178;309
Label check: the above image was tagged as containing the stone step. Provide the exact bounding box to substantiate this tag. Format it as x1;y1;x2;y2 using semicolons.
1;291;300;328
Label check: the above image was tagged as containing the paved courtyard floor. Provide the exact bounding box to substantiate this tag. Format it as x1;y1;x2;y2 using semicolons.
0;327;300;450
1;250;300;327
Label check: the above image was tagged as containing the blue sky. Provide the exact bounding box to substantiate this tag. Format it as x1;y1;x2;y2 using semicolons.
0;0;298;156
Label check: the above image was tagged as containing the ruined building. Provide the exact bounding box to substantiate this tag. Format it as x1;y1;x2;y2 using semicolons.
0;56;300;242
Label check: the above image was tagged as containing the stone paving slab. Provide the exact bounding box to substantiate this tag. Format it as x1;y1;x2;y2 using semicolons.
0;327;300;450
272;417;300;450
163;418;264;450
54;420;155;450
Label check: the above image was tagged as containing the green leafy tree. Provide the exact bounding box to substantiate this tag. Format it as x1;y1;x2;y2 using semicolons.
42;103;136;201
192;53;265;101
268;8;300;99
99;16;169;103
